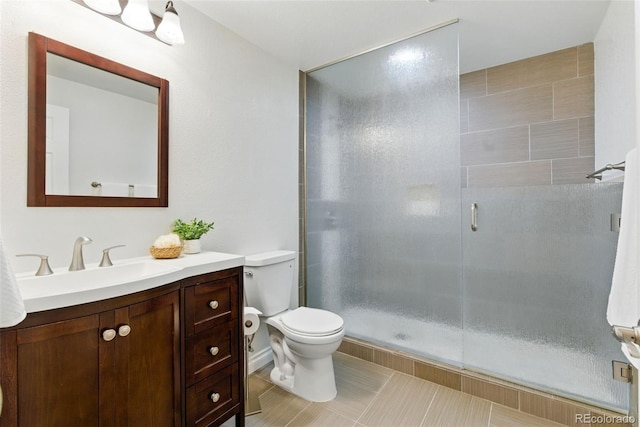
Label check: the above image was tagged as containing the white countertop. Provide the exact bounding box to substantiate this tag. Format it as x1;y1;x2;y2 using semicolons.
16;251;245;313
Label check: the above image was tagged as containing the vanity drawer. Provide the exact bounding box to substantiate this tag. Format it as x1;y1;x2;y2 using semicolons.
186;364;239;427
185;277;238;336
185;322;239;387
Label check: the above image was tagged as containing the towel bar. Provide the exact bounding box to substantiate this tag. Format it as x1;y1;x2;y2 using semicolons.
612;324;640;344
610;325;640;357
586;161;625;180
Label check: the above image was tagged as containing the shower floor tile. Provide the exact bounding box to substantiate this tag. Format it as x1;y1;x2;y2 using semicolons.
241;352;566;427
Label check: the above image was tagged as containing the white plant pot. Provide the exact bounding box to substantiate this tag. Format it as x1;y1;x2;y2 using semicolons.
183;239;201;254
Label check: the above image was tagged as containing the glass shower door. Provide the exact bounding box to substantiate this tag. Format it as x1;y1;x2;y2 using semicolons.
305;20;627;411
305;23;462;364
462;183;628;410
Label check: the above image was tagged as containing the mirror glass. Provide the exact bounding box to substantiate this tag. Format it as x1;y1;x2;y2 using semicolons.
28;33;168;207
46;53;158;198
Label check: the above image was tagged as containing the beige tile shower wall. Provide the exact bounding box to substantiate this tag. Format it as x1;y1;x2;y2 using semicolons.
460;44;595;188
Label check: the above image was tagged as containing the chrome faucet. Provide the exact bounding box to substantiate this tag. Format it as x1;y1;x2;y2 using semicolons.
69;236;92;271
16;254;54;276
99;245;125;267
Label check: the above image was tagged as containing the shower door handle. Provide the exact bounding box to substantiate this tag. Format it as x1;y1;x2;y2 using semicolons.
471;203;478;232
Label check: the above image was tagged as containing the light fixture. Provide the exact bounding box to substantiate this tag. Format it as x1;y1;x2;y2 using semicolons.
121;0;155;32
156;1;185;45
83;0;121;15
73;0;186;46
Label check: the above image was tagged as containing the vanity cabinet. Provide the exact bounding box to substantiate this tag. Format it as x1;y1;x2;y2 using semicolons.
0;266;244;427
0;287;181;427
182;268;244;427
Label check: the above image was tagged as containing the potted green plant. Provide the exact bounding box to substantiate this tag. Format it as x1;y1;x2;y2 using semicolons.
172;218;215;254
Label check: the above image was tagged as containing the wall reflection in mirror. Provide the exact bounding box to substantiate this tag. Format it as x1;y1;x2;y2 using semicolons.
46;53;159;198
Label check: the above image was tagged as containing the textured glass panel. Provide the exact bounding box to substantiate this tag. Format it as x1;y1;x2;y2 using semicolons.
306;24;462;364
305;22;624;411
462;183;627;410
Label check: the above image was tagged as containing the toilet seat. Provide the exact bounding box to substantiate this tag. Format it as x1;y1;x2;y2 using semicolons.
281;307;344;337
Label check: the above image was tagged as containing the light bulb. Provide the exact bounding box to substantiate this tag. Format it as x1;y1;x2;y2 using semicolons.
121;0;155;32
155;1;185;45
83;0;121;15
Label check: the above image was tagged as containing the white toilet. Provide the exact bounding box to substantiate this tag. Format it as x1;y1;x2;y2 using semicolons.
244;250;345;402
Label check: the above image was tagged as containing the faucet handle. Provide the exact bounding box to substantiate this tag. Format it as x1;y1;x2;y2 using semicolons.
16;254;54;276
99;245;125;267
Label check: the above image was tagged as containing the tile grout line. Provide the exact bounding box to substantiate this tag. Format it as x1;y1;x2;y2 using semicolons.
417;385;441;427
354;370;396;426
258;383;275;399
487;402;494;427
471;74;591;100
323;404;362;426
463;114;594;136
283;399;312;427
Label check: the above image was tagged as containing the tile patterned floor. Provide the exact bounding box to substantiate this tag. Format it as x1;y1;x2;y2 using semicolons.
241;352;564;427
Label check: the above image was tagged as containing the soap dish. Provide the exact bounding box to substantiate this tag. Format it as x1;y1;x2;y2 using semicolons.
150;246;182;259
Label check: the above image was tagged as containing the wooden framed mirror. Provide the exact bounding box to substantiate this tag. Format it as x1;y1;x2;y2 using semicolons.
27;32;169;207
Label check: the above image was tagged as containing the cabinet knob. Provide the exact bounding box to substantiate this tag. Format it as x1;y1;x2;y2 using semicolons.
102;329;117;342
118;325;131;337
209;346;219;356
210;392;220;403
208;300;219;310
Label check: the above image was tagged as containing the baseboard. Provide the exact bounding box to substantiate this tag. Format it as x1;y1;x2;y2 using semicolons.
247;346;272;374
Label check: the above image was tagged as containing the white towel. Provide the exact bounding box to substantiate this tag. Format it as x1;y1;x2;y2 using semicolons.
607;148;640;366
0;237;26;327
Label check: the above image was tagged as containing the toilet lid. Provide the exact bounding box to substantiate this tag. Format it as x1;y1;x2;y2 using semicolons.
281;307;344;337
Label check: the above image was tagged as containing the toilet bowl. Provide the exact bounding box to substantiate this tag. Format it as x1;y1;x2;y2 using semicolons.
244;251;345;402
265;307;345;402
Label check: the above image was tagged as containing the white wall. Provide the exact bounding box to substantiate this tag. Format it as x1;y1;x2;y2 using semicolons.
0;1;299;274
595;0;636;181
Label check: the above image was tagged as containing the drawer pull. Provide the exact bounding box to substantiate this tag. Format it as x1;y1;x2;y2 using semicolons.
210;392;220;403
208;300;219;310
118;325;131;337
209;346;219;356
102;329;116;342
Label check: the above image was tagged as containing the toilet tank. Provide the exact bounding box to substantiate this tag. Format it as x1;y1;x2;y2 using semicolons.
244;250;296;316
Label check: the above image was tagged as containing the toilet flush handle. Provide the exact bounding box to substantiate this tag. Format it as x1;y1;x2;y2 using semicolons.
245;271;253;277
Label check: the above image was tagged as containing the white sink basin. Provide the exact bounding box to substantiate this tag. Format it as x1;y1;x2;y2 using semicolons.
18;260;183;312
15;251;246;313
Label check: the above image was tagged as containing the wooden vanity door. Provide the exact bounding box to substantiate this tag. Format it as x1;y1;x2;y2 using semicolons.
113;291;181;427
0;290;180;427
1;314;101;427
